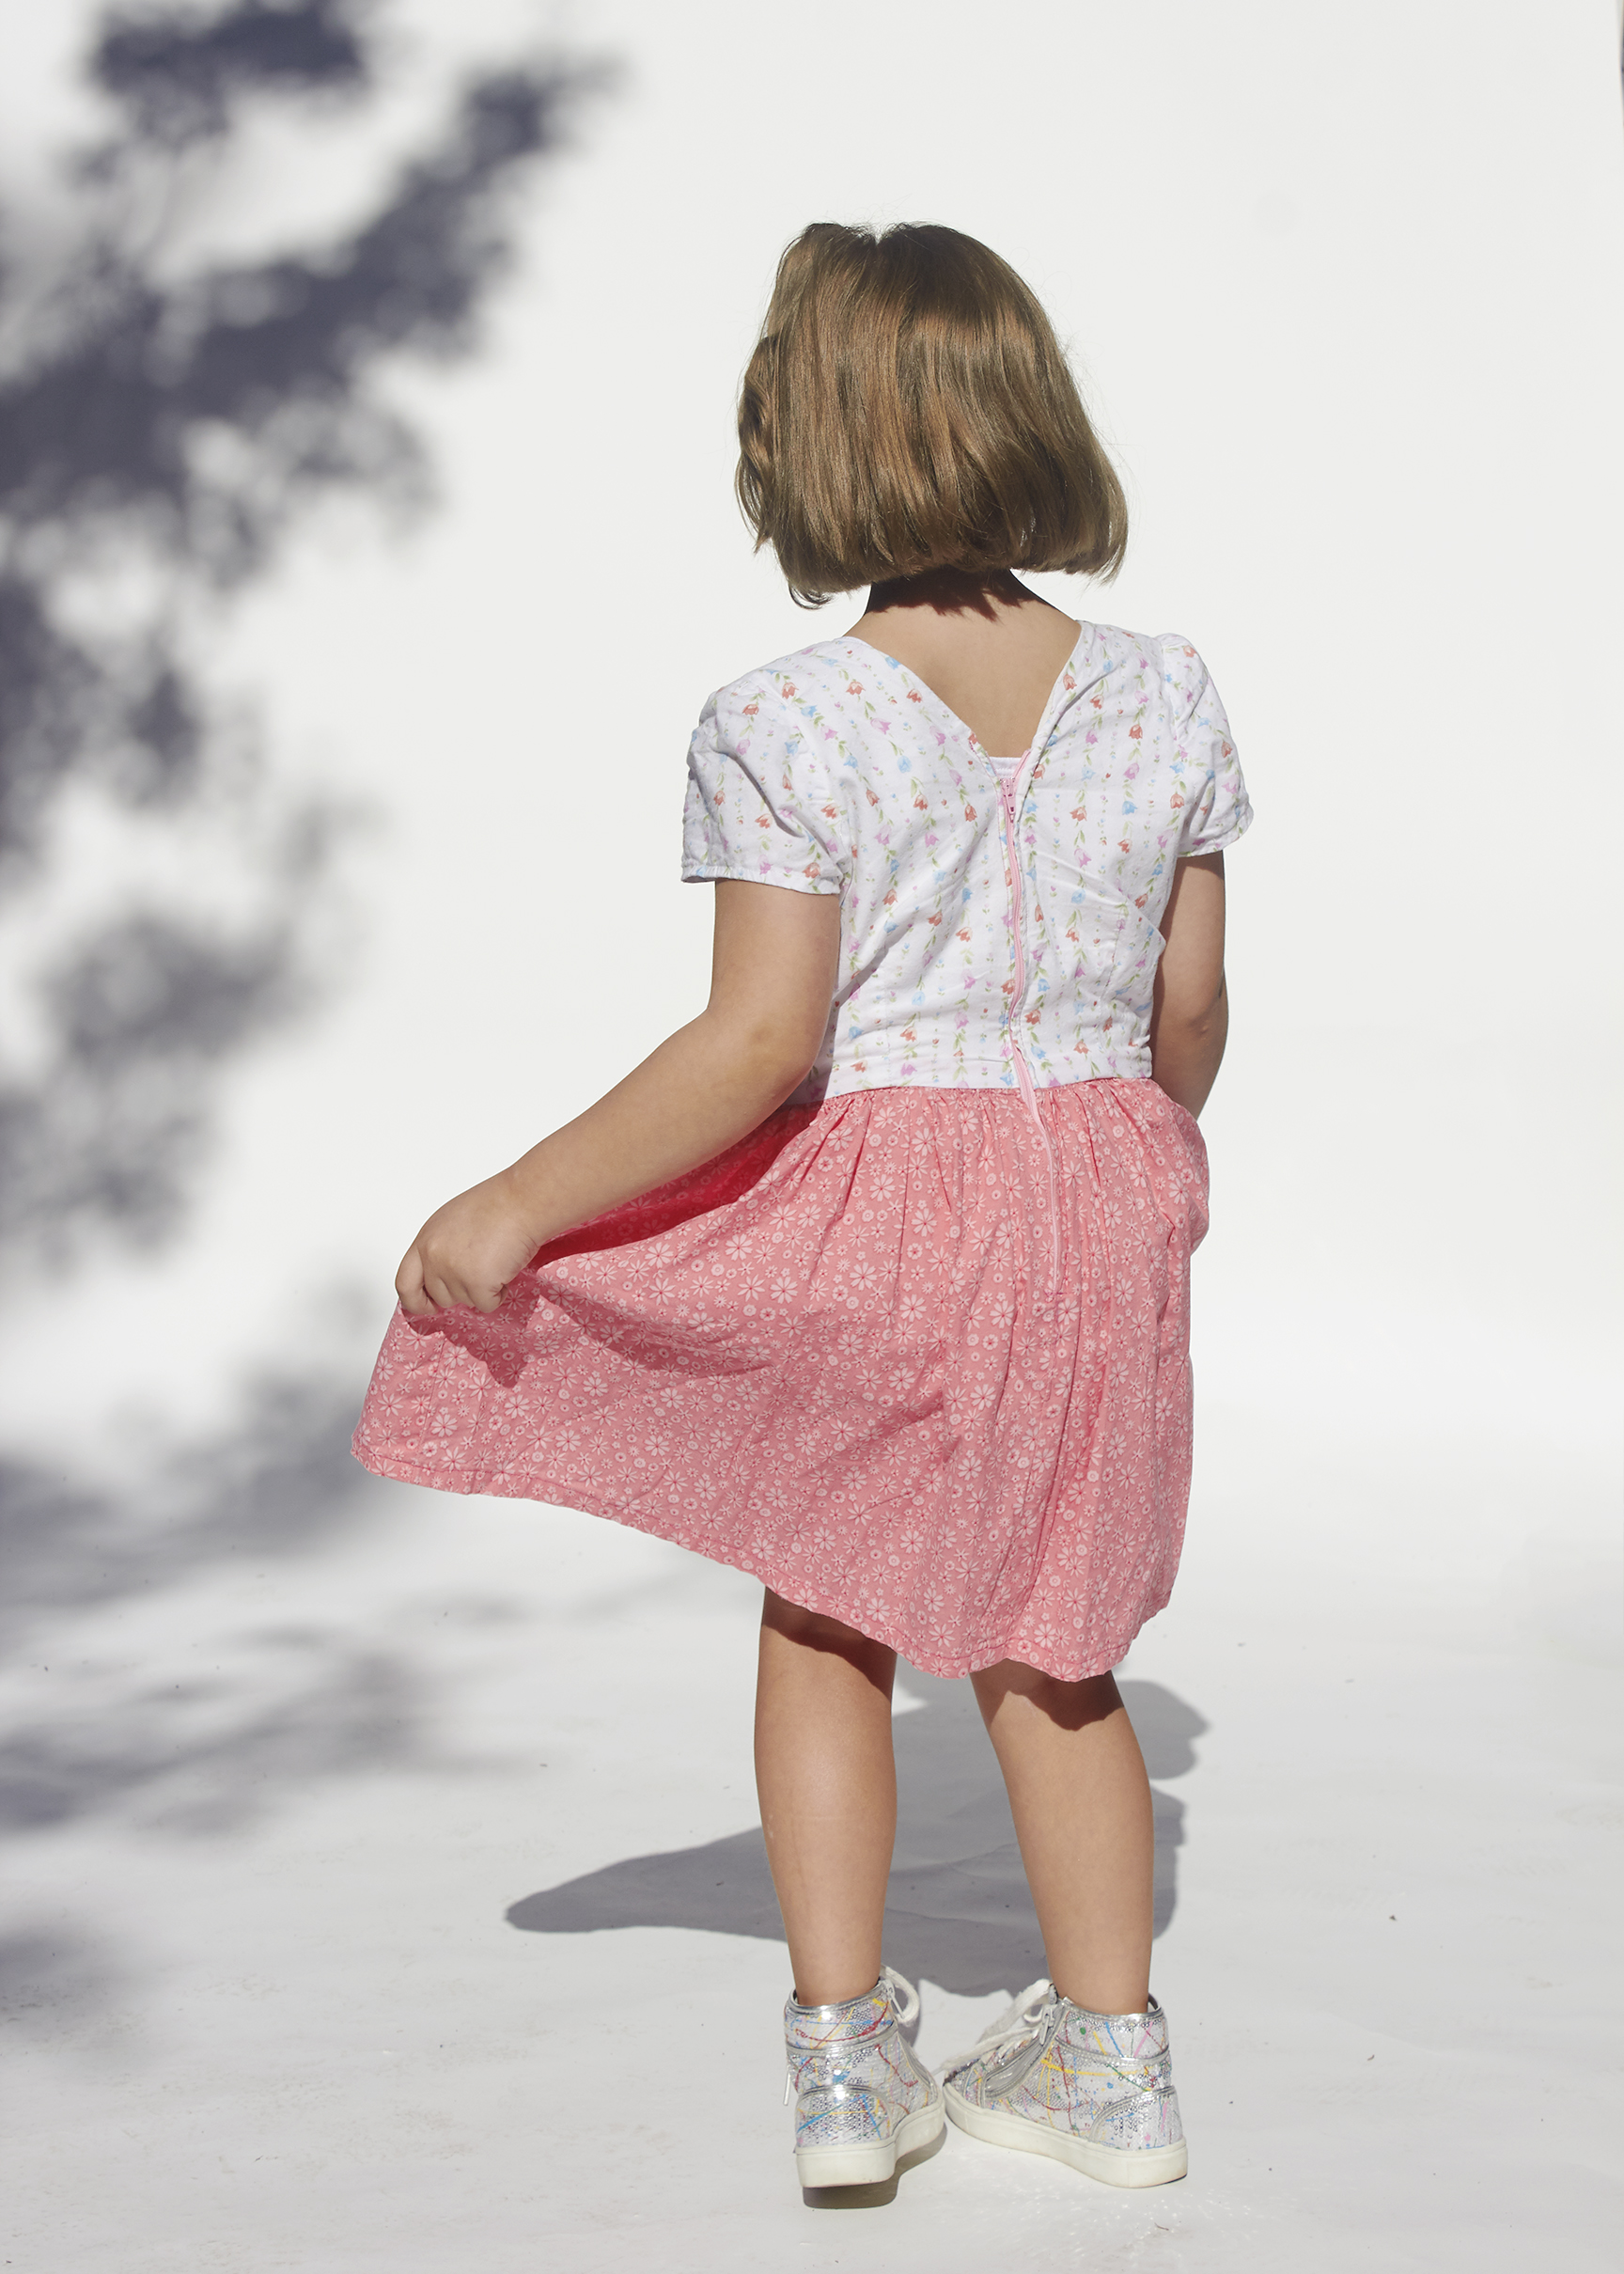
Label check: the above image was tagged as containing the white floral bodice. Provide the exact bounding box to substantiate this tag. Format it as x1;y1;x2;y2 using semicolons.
679;621;1251;1099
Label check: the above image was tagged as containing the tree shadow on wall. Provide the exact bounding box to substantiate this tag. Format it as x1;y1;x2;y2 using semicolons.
0;1364;458;1837
508;1673;1209;1997
0;1;612;1263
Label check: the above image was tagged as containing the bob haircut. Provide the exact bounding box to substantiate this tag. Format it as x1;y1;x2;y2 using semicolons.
736;221;1128;607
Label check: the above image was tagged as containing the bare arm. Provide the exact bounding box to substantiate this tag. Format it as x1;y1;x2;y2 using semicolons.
397;880;842;1314
1148;852;1228;1118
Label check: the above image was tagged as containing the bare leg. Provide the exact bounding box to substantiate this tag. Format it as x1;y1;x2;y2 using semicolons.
755;1590;898;2007
970;1662;1154;2014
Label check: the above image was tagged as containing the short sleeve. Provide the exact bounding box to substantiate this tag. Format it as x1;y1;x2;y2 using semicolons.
1159;635;1253;858
680;679;848;896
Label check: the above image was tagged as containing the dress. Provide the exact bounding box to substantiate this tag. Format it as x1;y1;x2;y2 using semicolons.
352;621;1252;1679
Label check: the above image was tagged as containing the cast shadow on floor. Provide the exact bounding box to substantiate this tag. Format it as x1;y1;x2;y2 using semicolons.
507;1674;1207;1998
800;2123;948;2210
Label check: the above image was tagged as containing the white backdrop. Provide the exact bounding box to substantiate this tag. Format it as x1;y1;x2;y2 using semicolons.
2;7;1620;2266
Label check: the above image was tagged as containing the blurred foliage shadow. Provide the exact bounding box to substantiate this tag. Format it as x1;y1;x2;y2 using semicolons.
0;4;613;1874
0;0;610;1262
0;1357;520;1837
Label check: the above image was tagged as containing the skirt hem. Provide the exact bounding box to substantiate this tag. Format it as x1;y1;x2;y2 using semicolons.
351;1435;1160;1685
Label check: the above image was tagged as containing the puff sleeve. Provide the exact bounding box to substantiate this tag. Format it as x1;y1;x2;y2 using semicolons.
1159;635;1253;858
680;677;848;895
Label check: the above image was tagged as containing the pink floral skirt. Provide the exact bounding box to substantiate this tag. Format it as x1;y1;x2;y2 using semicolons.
352;1078;1210;1680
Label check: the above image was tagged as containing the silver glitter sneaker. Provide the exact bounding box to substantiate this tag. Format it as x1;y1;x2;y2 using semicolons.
784;1966;945;2188
942;1977;1187;2187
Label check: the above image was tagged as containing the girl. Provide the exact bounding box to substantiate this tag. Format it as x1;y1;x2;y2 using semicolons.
354;221;1249;2195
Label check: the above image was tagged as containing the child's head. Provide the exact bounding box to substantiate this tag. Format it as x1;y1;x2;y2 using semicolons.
736;221;1127;607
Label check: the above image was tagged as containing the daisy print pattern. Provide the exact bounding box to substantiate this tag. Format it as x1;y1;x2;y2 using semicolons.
354;1078;1211;1681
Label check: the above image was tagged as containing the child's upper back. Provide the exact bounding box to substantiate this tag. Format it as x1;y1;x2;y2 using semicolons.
680;619;1251;1102
846;592;1087;761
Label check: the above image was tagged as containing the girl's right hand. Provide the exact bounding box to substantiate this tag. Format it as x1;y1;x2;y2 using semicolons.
395;1168;549;1317
391;881;841;1321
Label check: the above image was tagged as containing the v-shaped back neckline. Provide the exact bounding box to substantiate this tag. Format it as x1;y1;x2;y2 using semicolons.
835;631;1086;787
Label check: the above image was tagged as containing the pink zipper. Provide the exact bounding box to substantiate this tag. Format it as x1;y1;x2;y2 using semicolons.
995;771;1061;1294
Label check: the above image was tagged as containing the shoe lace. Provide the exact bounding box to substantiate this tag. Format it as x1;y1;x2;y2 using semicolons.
939;1976;1056;2078
880;1966;921;2029
945;1981;1171;2106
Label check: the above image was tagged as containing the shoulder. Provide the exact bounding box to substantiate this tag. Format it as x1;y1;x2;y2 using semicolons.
1150;632;1218;701
693;643;860;780
695;642;869;775
701;640;856;727
1148;637;1235;762
1086;623;1228;727
1069;619;1210;688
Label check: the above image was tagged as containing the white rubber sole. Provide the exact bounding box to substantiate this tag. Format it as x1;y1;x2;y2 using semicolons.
943;2083;1187;2188
794;2093;946;2188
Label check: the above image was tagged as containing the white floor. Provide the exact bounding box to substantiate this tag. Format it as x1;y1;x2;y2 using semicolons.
5;1378;1618;2272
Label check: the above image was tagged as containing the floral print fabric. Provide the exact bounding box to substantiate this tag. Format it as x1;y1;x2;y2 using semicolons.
352;1077;1210;1681
679;623;1251;1099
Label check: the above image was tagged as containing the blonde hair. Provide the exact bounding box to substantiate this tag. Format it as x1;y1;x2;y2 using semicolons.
736;221;1128;607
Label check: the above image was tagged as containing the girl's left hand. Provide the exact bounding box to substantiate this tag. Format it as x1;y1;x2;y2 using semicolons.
395;1170;548;1316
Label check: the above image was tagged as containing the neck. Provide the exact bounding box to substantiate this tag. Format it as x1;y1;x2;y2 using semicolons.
862;567;1036;622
